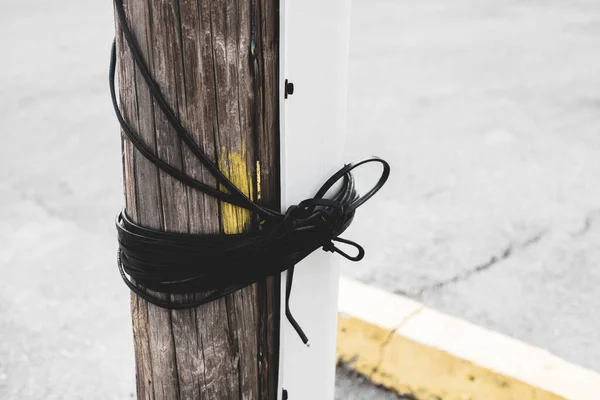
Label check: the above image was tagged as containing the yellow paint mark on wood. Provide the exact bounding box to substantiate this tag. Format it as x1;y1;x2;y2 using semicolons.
256;161;261;201
337;315;565;400
218;144;253;234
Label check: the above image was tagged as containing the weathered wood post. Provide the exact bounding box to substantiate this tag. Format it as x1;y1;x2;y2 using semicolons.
114;0;280;398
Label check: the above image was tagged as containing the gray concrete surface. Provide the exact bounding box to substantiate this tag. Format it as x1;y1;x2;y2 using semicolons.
334;364;413;400
341;0;600;373
1;0;599;398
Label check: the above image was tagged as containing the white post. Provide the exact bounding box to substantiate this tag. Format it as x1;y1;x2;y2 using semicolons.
279;0;353;398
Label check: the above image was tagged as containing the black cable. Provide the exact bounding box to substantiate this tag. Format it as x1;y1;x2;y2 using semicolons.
111;0;390;345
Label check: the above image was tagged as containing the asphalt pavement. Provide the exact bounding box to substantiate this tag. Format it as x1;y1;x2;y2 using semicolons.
342;0;600;373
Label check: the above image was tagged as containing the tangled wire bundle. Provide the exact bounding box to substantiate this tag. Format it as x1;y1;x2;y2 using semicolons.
111;0;390;344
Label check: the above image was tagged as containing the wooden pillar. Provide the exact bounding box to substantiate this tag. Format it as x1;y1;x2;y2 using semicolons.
114;0;280;398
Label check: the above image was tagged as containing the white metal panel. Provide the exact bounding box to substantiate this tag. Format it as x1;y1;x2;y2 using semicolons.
279;0;353;398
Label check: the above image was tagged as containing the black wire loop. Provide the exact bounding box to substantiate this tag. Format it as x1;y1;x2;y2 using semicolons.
324;237;365;262
111;0;390;345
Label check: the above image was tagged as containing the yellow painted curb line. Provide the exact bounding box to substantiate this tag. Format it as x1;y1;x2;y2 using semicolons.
336;277;600;400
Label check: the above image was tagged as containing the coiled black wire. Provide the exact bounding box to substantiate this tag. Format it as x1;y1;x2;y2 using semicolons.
111;0;390;344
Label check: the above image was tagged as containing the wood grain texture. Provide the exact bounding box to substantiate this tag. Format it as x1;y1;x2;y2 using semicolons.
114;0;280;398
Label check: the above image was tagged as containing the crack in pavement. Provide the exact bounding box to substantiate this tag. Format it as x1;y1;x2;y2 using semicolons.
1;181;77;225
572;209;600;238
415;230;548;295
370;306;424;378
29;194;75;222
